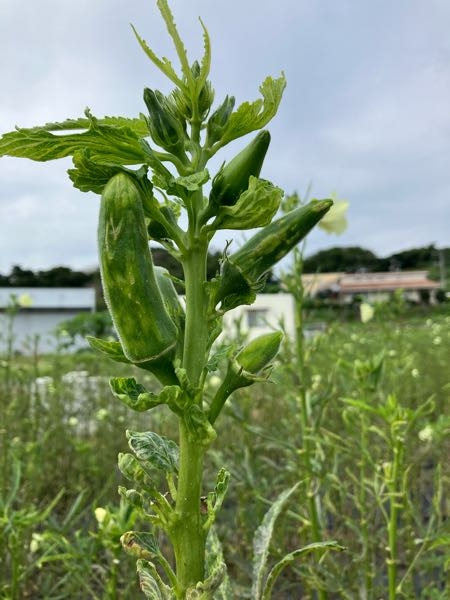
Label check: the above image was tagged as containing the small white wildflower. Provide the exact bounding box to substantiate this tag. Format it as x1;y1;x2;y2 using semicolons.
68;416;79;427
388;350;396;357
94;507;107;524
411;368;419;379
30;533;44;553
360;302;374;323
418;425;433;443
433;336;442;346
96;408;108;421
311;374;322;392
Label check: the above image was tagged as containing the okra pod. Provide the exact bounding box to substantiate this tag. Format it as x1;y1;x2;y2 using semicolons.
209;130;271;208
98;173;178;378
216;199;333;308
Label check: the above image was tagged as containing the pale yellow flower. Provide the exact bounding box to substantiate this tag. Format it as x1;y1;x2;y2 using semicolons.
418;425;433;443
318;195;349;235
94;507;107;524
18;293;33;308
360;302;374;323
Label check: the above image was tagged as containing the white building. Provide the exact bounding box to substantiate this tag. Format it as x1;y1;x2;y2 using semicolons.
221;293;296;342
0;287;96;354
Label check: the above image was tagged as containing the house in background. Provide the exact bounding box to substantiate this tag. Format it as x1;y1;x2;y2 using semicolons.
302;270;440;304
0;287;95;354
221;293;296;341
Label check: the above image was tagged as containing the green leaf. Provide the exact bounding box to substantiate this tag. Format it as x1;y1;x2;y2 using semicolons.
204;527;233;600
252;482;299;600
136;559;175;599
206;344;233;372
68;149;123;193
0;111;147;165
118;453;154;488
121;531;161;561
261;541;345;600
127;430;179;473
213;177;282;231
197;18;212;89
86;336;131;365
184;405;217;446
110;378;164;412
170;169;210;192
131;25;183;90
220;75;286;144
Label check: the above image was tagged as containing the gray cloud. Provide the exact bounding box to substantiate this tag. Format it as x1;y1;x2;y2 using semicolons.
1;0;449;273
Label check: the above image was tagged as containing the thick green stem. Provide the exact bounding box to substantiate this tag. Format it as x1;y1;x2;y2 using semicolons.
387;441;403;600
171;214;210;595
172;422;207;595
182;239;209;387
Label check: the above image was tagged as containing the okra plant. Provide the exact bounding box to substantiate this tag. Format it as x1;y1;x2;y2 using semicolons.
0;1;333;597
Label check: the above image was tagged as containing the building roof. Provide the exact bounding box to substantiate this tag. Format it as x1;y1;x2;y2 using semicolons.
0;287;95;310
302;271;440;296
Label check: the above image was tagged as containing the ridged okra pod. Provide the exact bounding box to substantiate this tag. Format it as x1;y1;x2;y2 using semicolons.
98;173;178;374
215;199;333;309
209;130;271;208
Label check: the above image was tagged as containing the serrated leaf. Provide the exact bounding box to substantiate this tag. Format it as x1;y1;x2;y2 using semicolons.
136;560;175;599
0;112;147;165
110;378;164;412
198;18;211;88
252;482;299;600
205;527;233;600
121;531;161;561
213;177;283;230
39;114;149;136
221;75;286;144
170;169;210;192
86;336;131;364
127;430;179;473
131;25;183;90
184;405;217;446
156;0;191;82
68;149;123;193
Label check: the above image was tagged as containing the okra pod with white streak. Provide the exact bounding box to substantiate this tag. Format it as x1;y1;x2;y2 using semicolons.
216;199;333;309
98;173;178;373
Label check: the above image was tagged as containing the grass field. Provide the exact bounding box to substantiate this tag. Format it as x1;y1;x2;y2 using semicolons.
1;307;449;598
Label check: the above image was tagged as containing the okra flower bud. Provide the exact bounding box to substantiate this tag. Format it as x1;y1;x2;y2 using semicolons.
215;199;333;310
143;88;186;156
98;173;178;381
208;332;283;424
209;130;271;208
206;95;235;146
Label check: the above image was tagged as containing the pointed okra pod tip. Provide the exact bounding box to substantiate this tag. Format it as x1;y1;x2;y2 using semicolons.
215;198;333;310
236;331;283;376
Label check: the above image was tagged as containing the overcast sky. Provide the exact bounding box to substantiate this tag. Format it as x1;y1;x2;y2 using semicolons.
0;0;449;274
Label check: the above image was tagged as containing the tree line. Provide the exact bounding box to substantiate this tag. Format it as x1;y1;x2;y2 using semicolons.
0;244;447;289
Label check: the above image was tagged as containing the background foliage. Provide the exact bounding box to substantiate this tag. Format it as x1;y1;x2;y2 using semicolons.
1;301;449;598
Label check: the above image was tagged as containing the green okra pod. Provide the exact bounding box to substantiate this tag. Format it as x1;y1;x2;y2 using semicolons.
98;172;178;380
215;198;333;309
208;332;283;424
209;130;271;208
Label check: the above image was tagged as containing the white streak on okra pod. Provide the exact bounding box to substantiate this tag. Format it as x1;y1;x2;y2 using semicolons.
98;173;178;364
